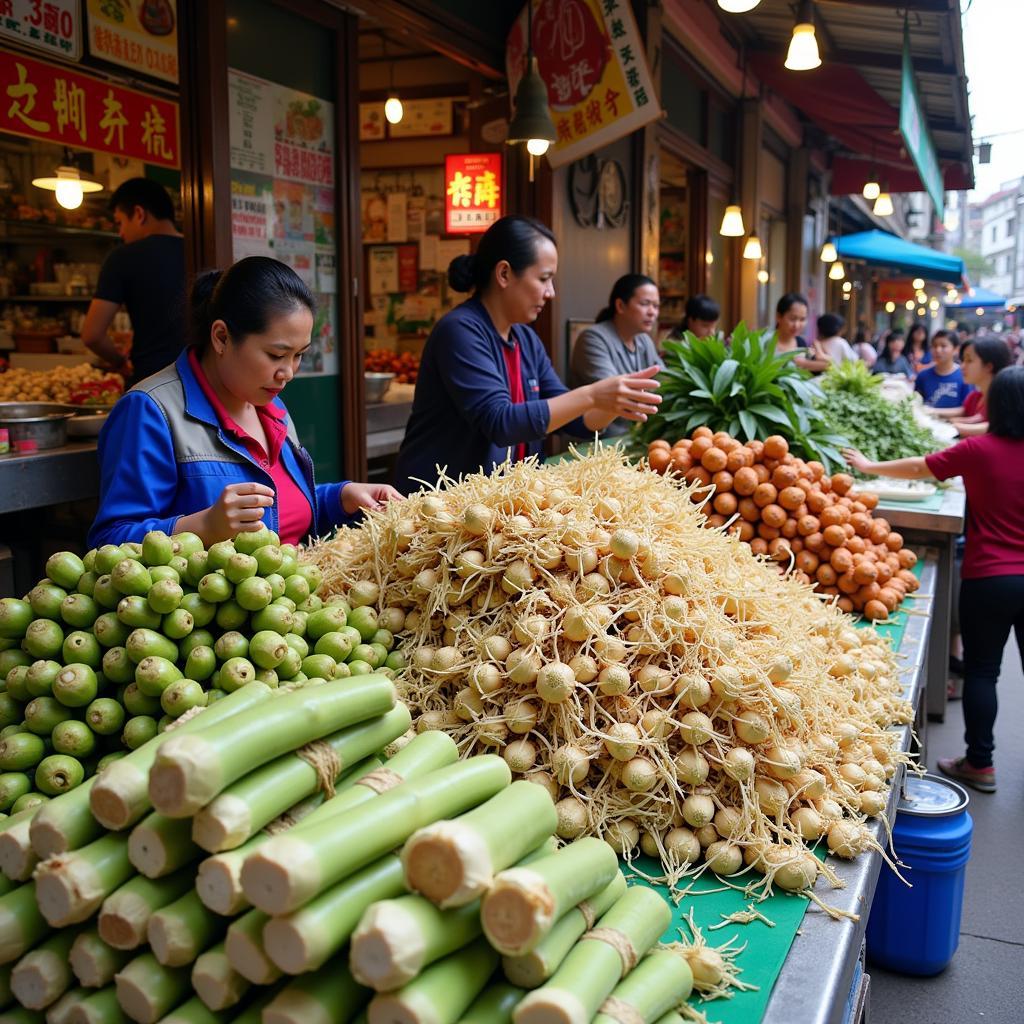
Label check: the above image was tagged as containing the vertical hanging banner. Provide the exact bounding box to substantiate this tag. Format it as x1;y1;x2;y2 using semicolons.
506;0;660;169
445;152;503;234
900;24;943;220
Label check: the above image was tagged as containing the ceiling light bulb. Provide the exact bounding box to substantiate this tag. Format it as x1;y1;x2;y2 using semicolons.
946;289;959;303
828;260;846;281
905;300;915;310
976;307;984;316
717;0;761;12
720;205;745;237
32;165;101;208
742;234;763;260
526;138;550;156
863;180;881;201
873;192;894;217
842;281;852;291
384;96;404;125
757;269;769;283
819;241;838;263
885;301;896;313
785;23;821;71
705;251;715;265
55;177;84;210
912;277;925;290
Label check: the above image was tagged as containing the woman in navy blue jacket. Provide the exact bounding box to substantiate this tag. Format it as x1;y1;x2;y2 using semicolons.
394;216;661;493
90;257;398;547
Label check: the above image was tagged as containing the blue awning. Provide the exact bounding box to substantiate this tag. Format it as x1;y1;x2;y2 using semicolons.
947;286;1006;309
831;230;965;283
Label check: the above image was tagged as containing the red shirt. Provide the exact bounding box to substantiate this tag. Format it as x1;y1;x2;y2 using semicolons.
963;390;986;419
187;349;313;545
501;341;528;463
926;435;1024;578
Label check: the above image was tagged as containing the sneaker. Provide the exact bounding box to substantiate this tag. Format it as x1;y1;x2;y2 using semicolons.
937;756;996;793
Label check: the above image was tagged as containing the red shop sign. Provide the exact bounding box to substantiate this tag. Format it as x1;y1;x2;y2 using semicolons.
445;152;503;235
0;50;180;167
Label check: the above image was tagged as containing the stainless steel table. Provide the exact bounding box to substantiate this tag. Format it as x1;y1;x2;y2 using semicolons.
763;553;935;1024
0;441;100;513
877;488;965;722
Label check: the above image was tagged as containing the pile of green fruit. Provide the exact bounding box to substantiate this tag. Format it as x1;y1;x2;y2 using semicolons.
0;529;404;817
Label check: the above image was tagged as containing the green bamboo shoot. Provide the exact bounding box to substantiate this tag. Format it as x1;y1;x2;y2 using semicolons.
0;812;37;882
0;1004;46;1023
1;963;12;1010
401;780;557;909
481;839;620;957
90;683;274;831
29;779;101;860
261;960;368;1024
147;890;227;968
652;1014;685;1024
190;944;249;1012
512;888;672;1024
62;984;127;1024
98;870;194;950
112;953;190;1024
0;882;49;965
502;873;627;989
263;856;406;976
241;756;511;916
591;950;693;1024
223;909;279;986
10;929;78;1009
34;834;133;927
127;814;200;879
149;676;396;817
457;983;524;1024
155;995;232;1024
39;986;89;1024
191;704;412;852
366;939;498;1024
68;931;132;989
212;983;283;1024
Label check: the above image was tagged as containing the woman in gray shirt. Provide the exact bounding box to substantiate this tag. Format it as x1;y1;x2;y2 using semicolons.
570;274;662;436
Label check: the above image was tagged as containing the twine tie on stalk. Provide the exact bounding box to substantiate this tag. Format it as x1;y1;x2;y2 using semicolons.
583;926;638;973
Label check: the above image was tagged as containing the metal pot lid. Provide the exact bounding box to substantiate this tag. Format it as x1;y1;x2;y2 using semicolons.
898;773;969;817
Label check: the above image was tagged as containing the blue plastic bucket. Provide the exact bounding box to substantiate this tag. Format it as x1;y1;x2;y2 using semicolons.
866;773;973;976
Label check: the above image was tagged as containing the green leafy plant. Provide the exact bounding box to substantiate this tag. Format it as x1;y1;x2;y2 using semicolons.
633;323;850;468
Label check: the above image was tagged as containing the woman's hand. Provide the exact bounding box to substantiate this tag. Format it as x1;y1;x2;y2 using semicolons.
342;481;404;515
588;365;662;422
175;482;276;545
842;448;875;475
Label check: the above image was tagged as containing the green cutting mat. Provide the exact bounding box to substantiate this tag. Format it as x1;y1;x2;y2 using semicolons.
876;491;947;514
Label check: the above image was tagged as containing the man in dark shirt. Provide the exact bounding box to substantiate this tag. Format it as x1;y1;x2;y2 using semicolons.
81;178;185;385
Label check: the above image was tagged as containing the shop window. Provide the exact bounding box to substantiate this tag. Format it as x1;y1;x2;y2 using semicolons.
661;55;703;146
658;150;691;338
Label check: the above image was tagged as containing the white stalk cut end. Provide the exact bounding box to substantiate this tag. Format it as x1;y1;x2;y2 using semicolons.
225;926;281;986
402;821;494;908
514;987;589;1024
263;989;332;1024
349;901;426;991
480;868;552;957
192;795;253;853
196;857;245;916
192;952;251;1011
128;824;174;879
148;735;222;817
239;837;321;916
29;818;70;860
11;951;68;1010
147;913;194;967
99;892;152;949
0;824;36;880
114;973;159;1024
90;762;150;830
35;857;105;926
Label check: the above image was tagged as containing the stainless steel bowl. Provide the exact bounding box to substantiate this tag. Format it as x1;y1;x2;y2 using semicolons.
0;402;75;451
365;372;396;404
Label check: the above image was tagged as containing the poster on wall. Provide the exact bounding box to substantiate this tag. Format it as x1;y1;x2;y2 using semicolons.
85;0;178;83
228;67;337;377
0;0;81;61
505;0;661;168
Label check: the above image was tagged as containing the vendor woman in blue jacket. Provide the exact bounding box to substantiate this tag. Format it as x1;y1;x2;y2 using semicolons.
89;256;399;547
393;215;661;493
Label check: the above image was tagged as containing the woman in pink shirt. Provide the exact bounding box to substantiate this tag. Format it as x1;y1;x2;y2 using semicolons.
843;366;1024;793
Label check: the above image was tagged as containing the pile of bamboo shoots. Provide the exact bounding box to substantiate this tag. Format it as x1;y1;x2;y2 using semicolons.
310;447;914;892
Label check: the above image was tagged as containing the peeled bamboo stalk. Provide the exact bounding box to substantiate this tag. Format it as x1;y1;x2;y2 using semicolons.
149;676;396;817
40;985;89;1024
68;931;133;989
242;756;511;916
90;683;274;831
591;950;693;1024
99;870;194;950
366;939;498;1024
261;960;368;1024
64;984;127;1024
30;780;101;860
457;982;525;1024
113;953;190;1024
147;891;228;968
0;812;37;882
401;780;557;908
481;839;620;957
501;873;627;989
224;909;280;986
190;944;249;1012
35;834;134;927
652;1014;685;1024
151;995;231;1024
213;983;284;1024
512;887;672;1024
191;705;412;852
10;929;79;1009
1;1005;47;1023
128;814;201;879
0;882;50;965
262;854;405;976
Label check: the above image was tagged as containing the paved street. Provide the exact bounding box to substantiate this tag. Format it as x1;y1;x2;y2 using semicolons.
870;642;1024;1023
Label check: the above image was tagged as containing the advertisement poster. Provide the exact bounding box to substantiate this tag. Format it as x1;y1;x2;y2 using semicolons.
230;176;272;261
86;0;178;83
444;152;503;234
0;0;81;61
505;0;661;168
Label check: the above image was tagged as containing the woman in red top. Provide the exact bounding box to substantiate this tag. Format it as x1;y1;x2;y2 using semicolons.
844;366;1024;793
